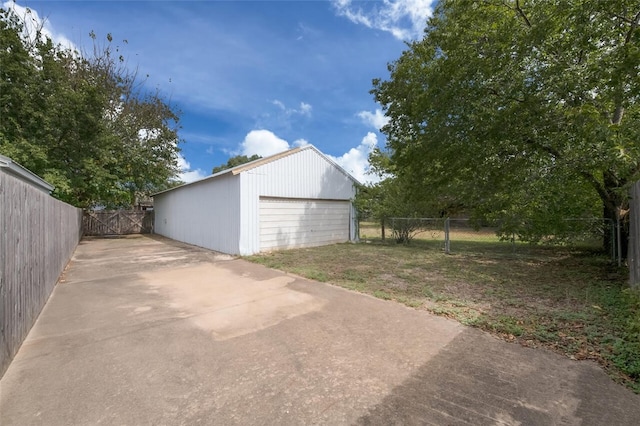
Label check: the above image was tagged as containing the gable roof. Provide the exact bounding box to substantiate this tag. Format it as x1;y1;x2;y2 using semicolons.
154;144;361;197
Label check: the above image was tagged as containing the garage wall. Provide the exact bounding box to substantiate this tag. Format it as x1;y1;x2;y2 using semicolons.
242;147;355;200
154;146;359;256
259;198;351;251
154;174;241;254
238;147;357;255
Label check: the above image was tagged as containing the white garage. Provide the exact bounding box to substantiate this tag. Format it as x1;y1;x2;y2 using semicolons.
259;197;351;251
154;145;360;255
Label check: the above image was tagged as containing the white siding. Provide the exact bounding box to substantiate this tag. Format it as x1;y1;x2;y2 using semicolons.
243;147;355;200
154;145;358;256
154;174;242;255
259;198;350;251
238;147;357;254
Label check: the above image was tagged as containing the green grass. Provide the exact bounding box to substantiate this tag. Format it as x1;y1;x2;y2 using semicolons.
247;235;640;393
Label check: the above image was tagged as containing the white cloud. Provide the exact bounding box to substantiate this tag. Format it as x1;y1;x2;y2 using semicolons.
240;129;290;157
176;154;207;183
332;0;434;40
358;109;389;130
329;132;380;184
293;138;310;147
2;1;76;50
270;99;312;117
235;129;379;184
299;102;312;116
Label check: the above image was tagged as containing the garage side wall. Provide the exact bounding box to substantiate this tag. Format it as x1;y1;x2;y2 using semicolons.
154;174;241;254
238;149;357;255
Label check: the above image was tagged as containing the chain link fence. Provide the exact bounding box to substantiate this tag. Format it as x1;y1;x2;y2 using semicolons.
377;217;620;262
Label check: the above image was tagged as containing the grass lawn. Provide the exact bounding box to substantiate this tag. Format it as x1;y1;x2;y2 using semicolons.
247;225;640;393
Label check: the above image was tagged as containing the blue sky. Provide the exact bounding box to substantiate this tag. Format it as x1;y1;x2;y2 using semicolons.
5;0;435;183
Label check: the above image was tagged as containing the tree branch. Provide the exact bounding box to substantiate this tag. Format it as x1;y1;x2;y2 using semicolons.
515;0;532;28
624;9;640;44
523;137;612;207
486;86;525;103
611;106;624;125
608;10;638;125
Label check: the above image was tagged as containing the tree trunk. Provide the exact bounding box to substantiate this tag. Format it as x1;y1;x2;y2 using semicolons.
601;170;630;262
381;219;386;242
603;198;629;262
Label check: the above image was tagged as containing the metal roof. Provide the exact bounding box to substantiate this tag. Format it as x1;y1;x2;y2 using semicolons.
154;144;361;197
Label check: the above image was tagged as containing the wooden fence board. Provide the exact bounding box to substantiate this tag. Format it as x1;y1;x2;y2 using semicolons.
0;172;82;378
83;210;154;236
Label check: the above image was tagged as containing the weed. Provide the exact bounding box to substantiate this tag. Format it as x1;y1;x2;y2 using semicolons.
396;296;423;308
303;269;328;282
342;269;367;283
421;286;434;299
373;290;393;300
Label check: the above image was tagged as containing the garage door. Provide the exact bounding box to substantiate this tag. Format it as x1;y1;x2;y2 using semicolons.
259;197;351;252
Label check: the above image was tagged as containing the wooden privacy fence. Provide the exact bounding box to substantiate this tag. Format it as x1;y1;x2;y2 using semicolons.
630;181;640;288
83;210;154;236
0;171;83;378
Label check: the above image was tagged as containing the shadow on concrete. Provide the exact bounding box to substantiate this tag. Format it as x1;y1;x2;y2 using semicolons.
356;328;640;426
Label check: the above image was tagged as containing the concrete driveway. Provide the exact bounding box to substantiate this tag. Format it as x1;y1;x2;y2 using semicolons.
1;235;638;425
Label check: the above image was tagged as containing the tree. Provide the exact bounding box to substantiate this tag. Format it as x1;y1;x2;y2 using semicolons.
372;0;640;256
356;148;447;242
212;154;261;174
355;178;420;243
0;6;181;208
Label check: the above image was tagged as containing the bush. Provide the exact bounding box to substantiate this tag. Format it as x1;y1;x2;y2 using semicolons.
612;289;640;386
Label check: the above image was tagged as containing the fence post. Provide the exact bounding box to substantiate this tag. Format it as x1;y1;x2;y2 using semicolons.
391;217;395;242
630;181;639;288
444;217;451;254
609;219;615;263
616;209;622;267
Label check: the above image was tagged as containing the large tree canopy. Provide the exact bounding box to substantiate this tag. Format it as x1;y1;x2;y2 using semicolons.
0;7;181;208
212;154;261;174
372;0;639;253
